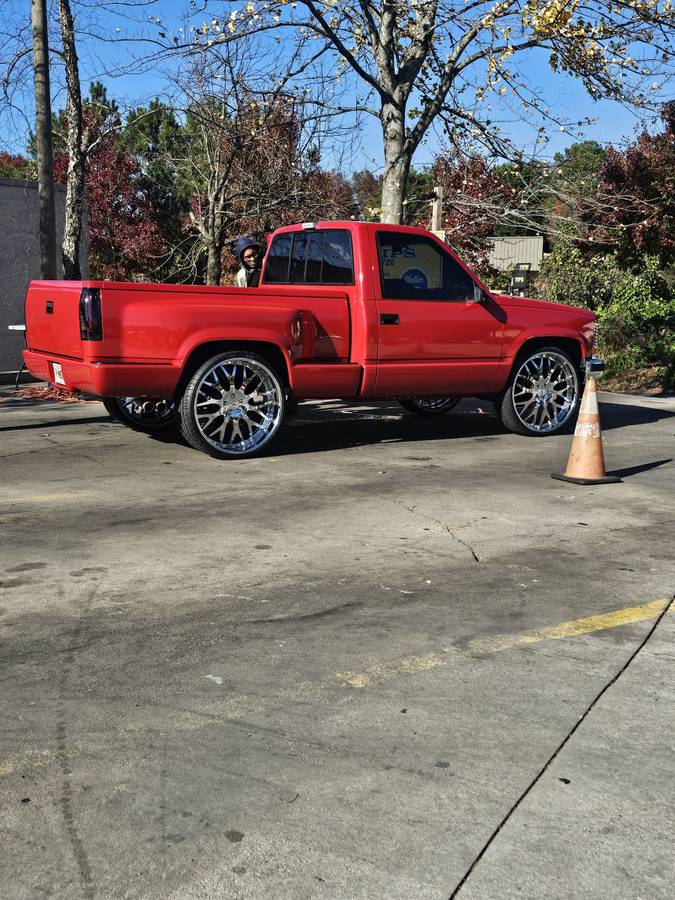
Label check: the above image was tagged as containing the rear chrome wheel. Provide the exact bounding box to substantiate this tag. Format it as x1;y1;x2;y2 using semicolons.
399;397;460;416
102;397;178;433
498;348;579;436
180;352;284;458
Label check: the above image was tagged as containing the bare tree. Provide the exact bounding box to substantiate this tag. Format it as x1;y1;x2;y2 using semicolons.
170;39;354;284
3;1;179;280
54;1;152;278
30;0;56;278
184;0;675;224
57;0;84;278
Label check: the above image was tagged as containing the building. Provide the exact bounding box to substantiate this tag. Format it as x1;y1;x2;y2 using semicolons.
0;177;88;379
487;235;545;272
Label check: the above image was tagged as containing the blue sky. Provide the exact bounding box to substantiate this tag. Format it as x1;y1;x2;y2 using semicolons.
1;0;667;171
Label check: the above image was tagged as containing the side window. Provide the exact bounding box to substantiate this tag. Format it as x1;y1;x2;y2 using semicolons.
264;233;292;284
263;230;354;285
377;233;475;301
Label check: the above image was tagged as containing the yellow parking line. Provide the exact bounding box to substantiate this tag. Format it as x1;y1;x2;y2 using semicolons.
467;598;671;654
337;597;671;689
338;651;448;689
3;600;670;778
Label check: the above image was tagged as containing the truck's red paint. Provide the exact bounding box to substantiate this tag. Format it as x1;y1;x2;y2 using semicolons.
23;221;596;403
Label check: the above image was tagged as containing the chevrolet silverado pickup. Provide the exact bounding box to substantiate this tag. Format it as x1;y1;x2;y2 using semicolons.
23;221;601;459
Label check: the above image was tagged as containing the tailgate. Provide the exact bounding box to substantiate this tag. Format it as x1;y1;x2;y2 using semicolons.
25;280;86;359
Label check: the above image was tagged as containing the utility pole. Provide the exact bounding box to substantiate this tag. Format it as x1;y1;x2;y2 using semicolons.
431;185;444;239
431;185;443;231
31;0;57;279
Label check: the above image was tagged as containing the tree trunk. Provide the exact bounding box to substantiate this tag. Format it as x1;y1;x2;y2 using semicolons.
205;193;226;285
380;101;411;225
381;153;411;225
58;0;84;279
31;0;57;279
206;243;222;285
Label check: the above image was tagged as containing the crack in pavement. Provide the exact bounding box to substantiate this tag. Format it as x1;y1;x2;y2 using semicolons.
56;587;98;900
393;499;484;563
447;590;675;899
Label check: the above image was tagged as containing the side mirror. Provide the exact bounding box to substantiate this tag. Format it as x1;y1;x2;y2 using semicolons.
472;283;486;304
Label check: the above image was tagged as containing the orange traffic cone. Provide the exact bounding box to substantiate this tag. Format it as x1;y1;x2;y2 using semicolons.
552;376;621;484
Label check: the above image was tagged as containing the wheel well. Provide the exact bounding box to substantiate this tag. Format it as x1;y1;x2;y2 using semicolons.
513;337;583;370
174;341;290;398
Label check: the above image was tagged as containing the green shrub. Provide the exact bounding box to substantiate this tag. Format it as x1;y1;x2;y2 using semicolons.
480;264;511;293
540;243;674;388
539;237;616;310
598;258;675;386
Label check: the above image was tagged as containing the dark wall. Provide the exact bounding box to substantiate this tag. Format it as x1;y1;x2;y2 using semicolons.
0;177;88;378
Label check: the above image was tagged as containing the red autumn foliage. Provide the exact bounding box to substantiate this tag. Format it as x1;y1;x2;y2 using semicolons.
415;153;511;268
53;134;166;281
0;152;32;179
588;102;675;265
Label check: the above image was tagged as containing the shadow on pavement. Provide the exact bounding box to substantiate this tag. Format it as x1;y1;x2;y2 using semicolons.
140;401;501;456
268;407;500;456
0;415;110;433
598;400;675;430
1;396;673;456
606;459;672;479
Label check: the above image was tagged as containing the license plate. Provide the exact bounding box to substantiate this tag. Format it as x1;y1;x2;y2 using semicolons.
52;362;65;386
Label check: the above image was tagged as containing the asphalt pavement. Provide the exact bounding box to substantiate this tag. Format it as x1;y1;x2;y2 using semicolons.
1;390;674;899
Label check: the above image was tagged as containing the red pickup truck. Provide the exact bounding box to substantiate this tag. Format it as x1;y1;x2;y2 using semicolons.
23;221;601;459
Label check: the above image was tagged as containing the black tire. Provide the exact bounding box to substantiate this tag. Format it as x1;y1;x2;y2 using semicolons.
179;350;285;459
399;397;460;416
102;397;179;433
496;346;580;436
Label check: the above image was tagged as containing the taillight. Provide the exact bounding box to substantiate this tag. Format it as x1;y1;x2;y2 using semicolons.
79;287;102;340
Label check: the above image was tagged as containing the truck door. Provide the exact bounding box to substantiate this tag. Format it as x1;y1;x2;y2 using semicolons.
374;230;505;396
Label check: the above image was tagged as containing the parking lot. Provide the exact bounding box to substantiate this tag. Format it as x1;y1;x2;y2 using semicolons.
1;389;674;899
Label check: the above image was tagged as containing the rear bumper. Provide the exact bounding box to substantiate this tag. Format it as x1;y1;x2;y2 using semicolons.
22;349;180;398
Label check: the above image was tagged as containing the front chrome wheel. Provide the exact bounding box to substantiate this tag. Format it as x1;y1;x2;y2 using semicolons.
180;353;284;458
500;348;579;436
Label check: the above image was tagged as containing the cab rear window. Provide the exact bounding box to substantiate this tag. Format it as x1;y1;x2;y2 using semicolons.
264;230;354;285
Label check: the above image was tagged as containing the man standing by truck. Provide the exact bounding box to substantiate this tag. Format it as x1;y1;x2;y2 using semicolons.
234;236;262;288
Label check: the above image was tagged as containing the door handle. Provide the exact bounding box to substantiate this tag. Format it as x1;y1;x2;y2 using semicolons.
380;313;400;325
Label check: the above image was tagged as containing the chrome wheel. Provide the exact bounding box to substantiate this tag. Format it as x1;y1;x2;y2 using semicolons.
399;396;460;416
103;396;178;432
413;397;459;411
189;355;283;456
118;397;176;426
510;350;578;434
